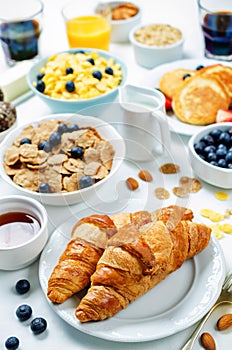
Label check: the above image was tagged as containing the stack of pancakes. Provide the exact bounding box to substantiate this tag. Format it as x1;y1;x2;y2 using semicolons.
159;64;232;125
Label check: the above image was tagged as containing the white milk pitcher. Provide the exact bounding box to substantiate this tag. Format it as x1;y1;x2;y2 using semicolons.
118;84;171;161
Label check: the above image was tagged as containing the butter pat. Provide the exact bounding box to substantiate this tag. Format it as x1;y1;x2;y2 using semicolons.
0;61;33;102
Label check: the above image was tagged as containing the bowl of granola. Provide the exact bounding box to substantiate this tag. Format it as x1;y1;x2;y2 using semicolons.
0;113;125;206
27;49;127;113
129;23;184;69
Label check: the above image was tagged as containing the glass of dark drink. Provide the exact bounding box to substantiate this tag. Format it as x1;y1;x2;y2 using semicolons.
198;0;232;61
0;0;43;67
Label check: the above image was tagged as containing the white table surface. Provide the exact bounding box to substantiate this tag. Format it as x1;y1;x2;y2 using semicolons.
0;0;231;349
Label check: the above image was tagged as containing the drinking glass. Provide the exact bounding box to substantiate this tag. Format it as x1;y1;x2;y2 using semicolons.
0;0;43;67
62;0;111;51
198;0;232;61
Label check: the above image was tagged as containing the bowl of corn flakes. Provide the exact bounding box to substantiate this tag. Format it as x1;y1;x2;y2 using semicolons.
0;113;125;206
27;49;127;113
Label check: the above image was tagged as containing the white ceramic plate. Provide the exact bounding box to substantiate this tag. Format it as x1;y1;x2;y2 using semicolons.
39;200;225;343
139;58;232;136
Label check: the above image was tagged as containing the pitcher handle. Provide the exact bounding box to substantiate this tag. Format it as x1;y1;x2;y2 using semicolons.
151;110;171;156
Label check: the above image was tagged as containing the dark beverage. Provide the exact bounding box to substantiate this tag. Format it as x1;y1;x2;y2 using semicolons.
0;19;40;64
202;11;232;59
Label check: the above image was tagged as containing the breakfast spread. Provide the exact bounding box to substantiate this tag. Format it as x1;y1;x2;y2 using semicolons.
34;51;123;100
0;101;17;132
3;119;115;193
159;64;232;125
45;205;211;322
133;24;182;46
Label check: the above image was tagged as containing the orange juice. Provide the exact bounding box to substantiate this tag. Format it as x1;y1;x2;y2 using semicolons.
66;15;111;50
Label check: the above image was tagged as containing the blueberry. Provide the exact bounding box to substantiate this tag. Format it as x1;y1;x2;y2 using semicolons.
15;279;30;294
209;128;223;141
49;131;61;146
78;175;94;189
217;143;227;151
218;158;227;168
65;81;75;92
16;304;32;321
36;80;45;93
194;141;206;154
86;58;95;65
57;123;68;134
216;147;227;159
67;123;79;132
228;163;232;169
210;161;218;167
30;317;47;335
207;152;217;162
36;73;45;80
105;67;114;75
38;141;52;152
65;67;73;74
19;138;31;145
219;131;231;145
225;151;232;163
195;65;204;70
204;145;216;154
182;73;192;80
92;70;102;80
38;182;51;193
201;134;214;145
5;336;19;350
70;146;84;159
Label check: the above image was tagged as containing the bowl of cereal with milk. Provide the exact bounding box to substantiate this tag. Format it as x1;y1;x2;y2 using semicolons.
129;23;184;69
27;49;127;112
0;113;125;206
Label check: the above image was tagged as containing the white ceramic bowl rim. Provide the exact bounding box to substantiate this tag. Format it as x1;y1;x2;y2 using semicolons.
188;122;232;173
110;1;141;24
129;22;184;49
0;113;125;201
27;48;127;104
0;195;48;250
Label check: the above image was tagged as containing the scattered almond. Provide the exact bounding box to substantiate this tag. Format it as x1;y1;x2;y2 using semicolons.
217;313;232;330
138;170;153;182
126;177;139;190
200;332;216;350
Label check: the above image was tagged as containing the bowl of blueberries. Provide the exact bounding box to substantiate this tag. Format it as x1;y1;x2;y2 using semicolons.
0;113;125;206
27;48;127;113
188;122;232;189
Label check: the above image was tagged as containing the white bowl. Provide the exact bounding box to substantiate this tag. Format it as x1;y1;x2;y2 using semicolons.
109;1;142;43
188;122;232;189
129;23;184;69
0;195;48;270
27;48;127;113
0;113;125;206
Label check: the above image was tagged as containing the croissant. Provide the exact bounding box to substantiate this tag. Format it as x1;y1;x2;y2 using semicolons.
47;210;153;304
75;207;211;322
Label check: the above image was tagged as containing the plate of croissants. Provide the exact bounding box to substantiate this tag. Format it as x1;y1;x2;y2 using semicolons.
39;202;225;342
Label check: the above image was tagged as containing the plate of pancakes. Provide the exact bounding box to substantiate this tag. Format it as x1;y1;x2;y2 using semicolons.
140;58;232;136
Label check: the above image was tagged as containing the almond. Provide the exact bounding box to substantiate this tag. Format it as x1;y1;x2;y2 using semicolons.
217;313;232;330
200;332;216;350
138;170;153;182
126;177;139;190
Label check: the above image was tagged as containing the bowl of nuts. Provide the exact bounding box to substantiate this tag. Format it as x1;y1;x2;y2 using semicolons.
188;122;232;189
129;23;184;69
27;49;127;113
0;113;125;206
0;100;18;143
108;1;141;43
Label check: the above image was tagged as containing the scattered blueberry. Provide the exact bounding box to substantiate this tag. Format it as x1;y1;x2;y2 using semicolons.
195;65;204;70
92;70;102;80
5;336;19;350
86;58;95;65
65;67;73;74
38;141;52;152
78;175;94;189
19;138;31;145
67;123;79;132
70;146;84;159
49;131;61;146
38;182;51;193
105;67;113;75
36;73;45;80
65;81;75;92
16;304;32;321
30;317;47;335
57;123;68;134
15;279;30;294
182;73;192;80
36;80;45;93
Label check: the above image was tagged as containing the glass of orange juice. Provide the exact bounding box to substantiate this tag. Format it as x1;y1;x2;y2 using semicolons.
62;0;111;51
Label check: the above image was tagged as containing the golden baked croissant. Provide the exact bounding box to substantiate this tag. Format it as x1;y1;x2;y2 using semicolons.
75;207;211;322
47;210;153;304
